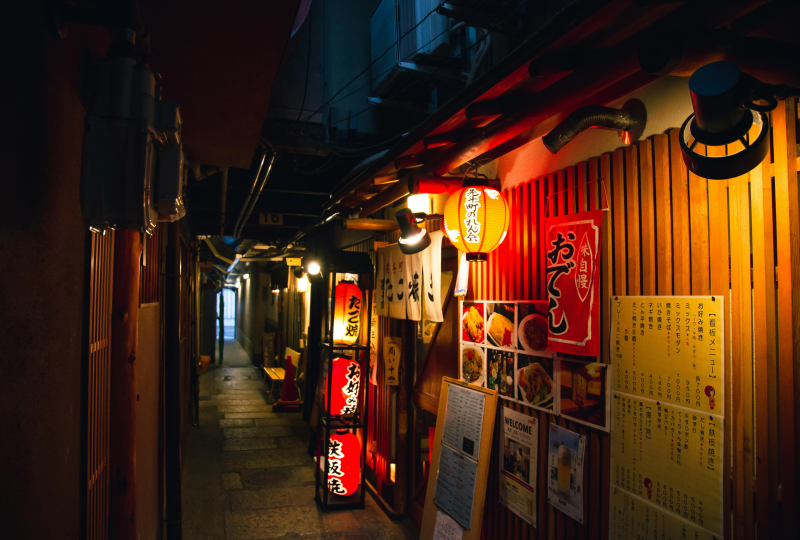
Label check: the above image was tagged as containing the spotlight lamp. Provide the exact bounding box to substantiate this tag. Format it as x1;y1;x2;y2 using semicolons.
396;208;437;255
307;261;321;276
680;61;800;180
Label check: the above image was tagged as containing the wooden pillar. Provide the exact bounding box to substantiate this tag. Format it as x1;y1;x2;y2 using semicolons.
108;229;142;540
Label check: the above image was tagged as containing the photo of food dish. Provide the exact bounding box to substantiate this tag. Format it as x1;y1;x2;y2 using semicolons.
486;303;516;348
560;360;608;429
487;349;515;398
462;303;485;344
461;345;486;387
517;302;549;353
517;354;555;410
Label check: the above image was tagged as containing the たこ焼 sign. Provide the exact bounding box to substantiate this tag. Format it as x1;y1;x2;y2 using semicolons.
544;210;602;356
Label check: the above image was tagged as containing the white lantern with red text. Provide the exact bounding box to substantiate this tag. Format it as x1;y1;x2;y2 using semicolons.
324;356;361;416
327;430;361;496
333;281;362;345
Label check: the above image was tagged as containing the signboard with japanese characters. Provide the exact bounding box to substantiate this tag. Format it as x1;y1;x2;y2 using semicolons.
544;210;602;356
609;296;725;539
384;336;401;386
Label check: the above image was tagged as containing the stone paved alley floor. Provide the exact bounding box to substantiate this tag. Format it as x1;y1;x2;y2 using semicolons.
183;339;419;540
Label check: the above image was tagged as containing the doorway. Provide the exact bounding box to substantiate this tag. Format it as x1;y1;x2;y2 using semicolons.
216;288;237;340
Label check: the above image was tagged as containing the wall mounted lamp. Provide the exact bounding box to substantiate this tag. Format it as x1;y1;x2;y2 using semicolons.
396;208;439;255
680;61;800;179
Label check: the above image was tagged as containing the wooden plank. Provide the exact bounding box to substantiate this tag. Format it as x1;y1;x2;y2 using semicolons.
577;162;587;214
669;129;691;295
705;144;732;540
652;134;672;295
539;178;548;301
612;149;627;295
638;139;656;296
624;145;641;295
750;136;779;537
599;154;612;366
772;98;799;538
688;143;710;295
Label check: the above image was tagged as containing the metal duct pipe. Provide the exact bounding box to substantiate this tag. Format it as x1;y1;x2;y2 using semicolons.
231;145;268;237
542;99;647;153
233;144;277;238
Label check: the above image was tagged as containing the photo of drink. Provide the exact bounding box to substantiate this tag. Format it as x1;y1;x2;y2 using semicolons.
557;444;572;496
547;424;585;523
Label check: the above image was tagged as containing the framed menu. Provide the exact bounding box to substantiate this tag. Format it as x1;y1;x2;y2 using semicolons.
609;296;725;539
420;378;498;540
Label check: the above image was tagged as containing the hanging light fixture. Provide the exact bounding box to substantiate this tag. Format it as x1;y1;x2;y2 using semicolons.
327;430;361;496
680;61;800;180
396;208;431;255
443;180;510;262
332;281;362;345
323;356;361;416
307;260;321;275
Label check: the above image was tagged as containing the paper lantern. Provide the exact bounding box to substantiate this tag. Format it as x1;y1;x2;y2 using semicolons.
327;431;361;496
443;186;510;262
324;356;361;415
333;281;362;345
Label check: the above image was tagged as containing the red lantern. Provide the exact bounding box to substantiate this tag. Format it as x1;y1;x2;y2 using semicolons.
333;281;362;345
324;356;361;415
443;185;510;262
327;431;361;496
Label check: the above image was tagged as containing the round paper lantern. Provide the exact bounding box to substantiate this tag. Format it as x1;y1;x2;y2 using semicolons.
443;185;510;262
327;431;361;496
333;281;362;345
324;356;361;415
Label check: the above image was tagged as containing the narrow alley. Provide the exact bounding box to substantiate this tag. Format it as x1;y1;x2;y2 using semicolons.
183;340;417;540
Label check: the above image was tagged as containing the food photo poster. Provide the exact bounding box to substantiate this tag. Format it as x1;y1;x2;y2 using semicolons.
499;407;538;526
547;424;586;524
559;359;610;431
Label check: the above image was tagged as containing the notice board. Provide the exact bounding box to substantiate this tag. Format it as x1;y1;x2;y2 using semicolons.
421;377;498;540
609;296;725;539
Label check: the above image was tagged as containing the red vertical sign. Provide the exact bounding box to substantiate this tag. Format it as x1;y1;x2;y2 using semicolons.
545;209;602;356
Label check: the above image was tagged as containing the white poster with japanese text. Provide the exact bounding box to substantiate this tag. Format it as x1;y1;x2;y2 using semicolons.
499;407;538;526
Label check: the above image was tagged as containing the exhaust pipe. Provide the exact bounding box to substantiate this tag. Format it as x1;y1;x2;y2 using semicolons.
542;99;647;154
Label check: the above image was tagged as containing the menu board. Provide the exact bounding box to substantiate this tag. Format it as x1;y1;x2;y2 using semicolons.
609;296;725;539
434;445;480;529
442;384;485;460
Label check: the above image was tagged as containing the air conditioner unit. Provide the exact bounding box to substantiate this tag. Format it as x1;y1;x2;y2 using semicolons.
370;0;450;94
81;39;185;234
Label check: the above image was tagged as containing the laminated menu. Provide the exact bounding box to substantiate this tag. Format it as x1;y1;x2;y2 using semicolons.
609;296;725;539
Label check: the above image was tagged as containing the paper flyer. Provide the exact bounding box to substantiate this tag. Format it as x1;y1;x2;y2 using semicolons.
499;407;538;526
433;509;464;540
547;424;586;523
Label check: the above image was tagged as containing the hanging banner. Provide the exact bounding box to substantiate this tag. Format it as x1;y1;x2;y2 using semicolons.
376;248;388;317
499;407;538;526
405;250;423;321
544;209;602;356
388;245;407;319
609;296;725;538
547;424;586;523
384;336;401;386
370;292;378;386
422;230;445;322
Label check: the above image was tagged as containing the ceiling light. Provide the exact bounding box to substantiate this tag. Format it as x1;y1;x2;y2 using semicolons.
679;61;799;180
307;261;321;275
396;208;431;255
242;273;250;280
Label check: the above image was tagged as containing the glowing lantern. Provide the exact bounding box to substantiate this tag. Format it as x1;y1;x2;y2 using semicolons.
443;185;510;262
327;430;361;496
323;356;361;415
333;281;362;345
297;275;309;292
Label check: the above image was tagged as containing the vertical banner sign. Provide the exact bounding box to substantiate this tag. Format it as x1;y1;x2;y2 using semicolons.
609;296;725;539
499;407;538;526
370;292;379;386
384;336;401;386
544;209;602;356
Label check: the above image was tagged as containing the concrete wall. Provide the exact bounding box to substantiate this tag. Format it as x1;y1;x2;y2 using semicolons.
0;4;108;538
498;76;694;189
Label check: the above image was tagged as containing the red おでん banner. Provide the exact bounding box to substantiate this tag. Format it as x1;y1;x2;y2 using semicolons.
544;209;602;356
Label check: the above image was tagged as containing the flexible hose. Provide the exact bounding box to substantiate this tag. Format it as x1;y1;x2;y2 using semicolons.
543;105;639;153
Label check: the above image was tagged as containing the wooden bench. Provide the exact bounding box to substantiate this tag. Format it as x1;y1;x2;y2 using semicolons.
263;367;286;401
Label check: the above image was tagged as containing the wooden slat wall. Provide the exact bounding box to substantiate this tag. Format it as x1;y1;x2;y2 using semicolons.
139;225;162;305
470;98;799;540
86;230;115;540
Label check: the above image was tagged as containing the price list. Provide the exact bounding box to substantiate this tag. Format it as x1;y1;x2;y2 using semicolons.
612;297;723;416
609;296;725;539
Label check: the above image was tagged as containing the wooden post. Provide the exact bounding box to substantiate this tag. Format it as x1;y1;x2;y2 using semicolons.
108;229;141;540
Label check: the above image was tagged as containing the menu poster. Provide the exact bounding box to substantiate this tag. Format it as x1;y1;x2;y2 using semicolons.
499;407;538;526
547;424;586;523
609;296;725;539
370;292;379;386
384;336;401;386
544;209;602;356
442;384;485;460
434;445;480;530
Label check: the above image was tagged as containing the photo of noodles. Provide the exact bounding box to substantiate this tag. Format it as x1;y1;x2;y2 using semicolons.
462;304;485;343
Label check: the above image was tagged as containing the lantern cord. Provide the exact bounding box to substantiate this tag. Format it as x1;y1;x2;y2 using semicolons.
544;178;610;218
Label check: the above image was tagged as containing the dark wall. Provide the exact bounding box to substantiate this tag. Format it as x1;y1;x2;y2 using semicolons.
200;290;217;362
0;3;107;539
